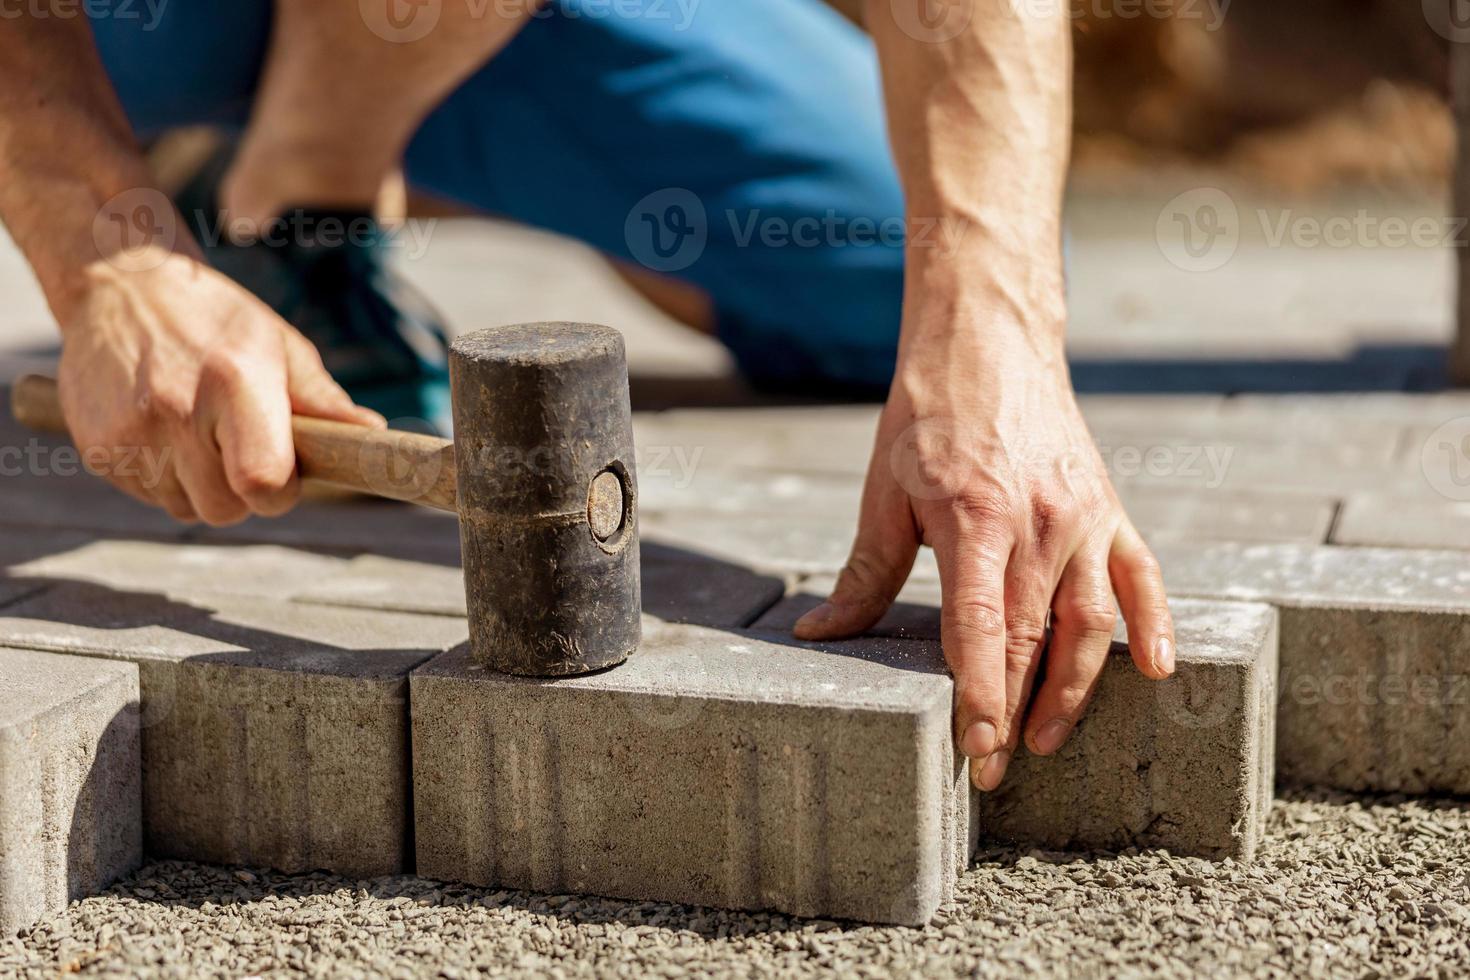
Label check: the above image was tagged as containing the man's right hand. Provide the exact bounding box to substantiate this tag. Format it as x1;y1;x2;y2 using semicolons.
56;246;385;525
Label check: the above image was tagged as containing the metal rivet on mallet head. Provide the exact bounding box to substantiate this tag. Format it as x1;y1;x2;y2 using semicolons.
588;469;625;541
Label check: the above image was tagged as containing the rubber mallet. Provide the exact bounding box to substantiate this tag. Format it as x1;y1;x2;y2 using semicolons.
10;321;641;677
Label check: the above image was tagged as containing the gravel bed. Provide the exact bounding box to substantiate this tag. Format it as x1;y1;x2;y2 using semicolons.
4;788;1467;979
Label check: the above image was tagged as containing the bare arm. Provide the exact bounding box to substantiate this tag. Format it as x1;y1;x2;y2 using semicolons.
0;15;380;525
796;1;1175;790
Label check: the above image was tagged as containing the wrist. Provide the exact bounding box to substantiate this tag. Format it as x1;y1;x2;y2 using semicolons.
897;252;1068;363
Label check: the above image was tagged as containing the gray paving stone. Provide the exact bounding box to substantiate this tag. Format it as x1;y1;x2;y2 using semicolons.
979;600;1277;861
1118;486;1335;544
188;496;462;563
0;648;141;936
1153;540;1470;794
411;622;974;926
758;588;1278;859
1331;494;1470;550
9;539;347;601
641;512;941;581
294;554;467;617
637;467;863;522
293;548;785;629
0;584;468;877
633;406;880;477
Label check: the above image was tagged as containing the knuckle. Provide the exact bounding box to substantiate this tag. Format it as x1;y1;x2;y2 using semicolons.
230;459;292;500
1126;547;1163;579
836;551;895;600
945;595;1007;642
952;490;1013;529
200;352;252;391
1062;596;1118;638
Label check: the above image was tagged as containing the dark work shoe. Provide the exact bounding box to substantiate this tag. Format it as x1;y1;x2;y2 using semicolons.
173;144;452;434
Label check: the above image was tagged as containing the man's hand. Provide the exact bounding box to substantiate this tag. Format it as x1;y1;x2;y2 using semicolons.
805;0;1177;790
57;248;384;524
795;296;1174;790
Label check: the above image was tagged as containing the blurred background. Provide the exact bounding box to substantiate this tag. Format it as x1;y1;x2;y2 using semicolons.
1;0;1460;401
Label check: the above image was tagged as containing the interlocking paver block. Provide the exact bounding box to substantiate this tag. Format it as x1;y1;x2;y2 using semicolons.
1331;494;1470;551
980;600;1277;860
1117;486;1335;544
0;648;141;936
189;496;462;562
642;512;940;581
1154;541;1470;794
294;547;785;629
411;622;974;925
10;539;347;600
0;584;467;876
758;587;1277;859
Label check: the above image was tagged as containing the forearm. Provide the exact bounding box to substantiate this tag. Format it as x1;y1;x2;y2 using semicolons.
866;0;1071;358
0;15;184;324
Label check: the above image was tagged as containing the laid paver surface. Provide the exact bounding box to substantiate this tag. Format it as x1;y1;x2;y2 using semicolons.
3;182;1470;972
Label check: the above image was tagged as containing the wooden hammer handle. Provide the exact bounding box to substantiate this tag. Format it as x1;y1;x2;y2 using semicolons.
10;374;458;514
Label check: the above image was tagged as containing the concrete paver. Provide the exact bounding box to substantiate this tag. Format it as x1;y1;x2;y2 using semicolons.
411;621;973;926
1118;485;1336;544
759;589;1278;858
978;600;1278;861
1332;494;1470;550
187;497;462;563
0;584;468;877
9;539;347;601
1153;541;1470;794
0;648;141;936
294;548;785;629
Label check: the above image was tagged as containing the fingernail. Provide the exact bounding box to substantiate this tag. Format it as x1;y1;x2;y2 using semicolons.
961;721;998;759
1033;719;1071;756
1155;636;1175;675
974;749;1011;792
794;602;834;633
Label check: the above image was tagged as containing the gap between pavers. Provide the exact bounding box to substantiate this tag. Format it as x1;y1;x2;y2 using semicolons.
0;584;468;878
410;619;973;927
0;648;141;937
1151;541;1470;795
756;588;1277;861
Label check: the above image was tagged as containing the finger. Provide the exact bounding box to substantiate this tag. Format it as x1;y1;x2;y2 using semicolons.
142;465;199;524
213;370;301;518
1024;550;1116;756
172;433;250;527
283;329;387;428
1109;520;1175;680
933;512;1013;778
793;484;918;641
972;556;1051;792
104;465;196;524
